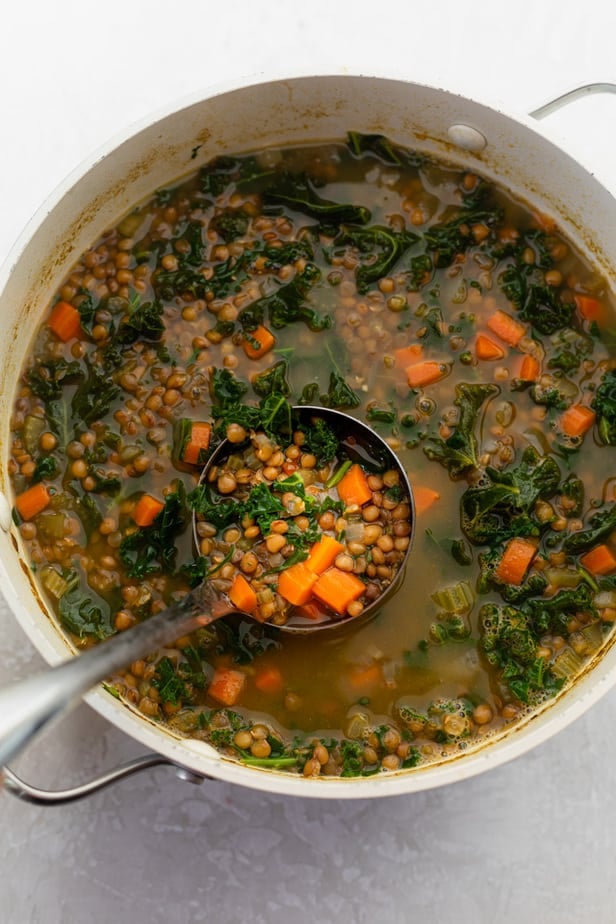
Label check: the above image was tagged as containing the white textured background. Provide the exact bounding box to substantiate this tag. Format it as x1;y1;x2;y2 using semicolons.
2;2;616;921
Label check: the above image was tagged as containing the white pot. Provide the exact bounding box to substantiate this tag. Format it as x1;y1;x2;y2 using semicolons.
1;73;615;799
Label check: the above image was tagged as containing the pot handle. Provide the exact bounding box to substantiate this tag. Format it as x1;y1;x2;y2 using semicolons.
529;82;616;120
2;754;208;805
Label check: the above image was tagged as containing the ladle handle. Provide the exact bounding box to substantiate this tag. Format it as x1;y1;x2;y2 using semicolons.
0;583;232;767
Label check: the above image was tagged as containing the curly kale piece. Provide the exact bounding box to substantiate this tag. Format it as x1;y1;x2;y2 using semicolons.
563;503;616;555
262;172;371;226
424;382;499;477
480;603;561;703
591;369;616;445
334;225;419;293
460;446;561;545
119;486;188;578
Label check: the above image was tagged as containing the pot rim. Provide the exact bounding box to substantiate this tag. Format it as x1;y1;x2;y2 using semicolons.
1;68;615;798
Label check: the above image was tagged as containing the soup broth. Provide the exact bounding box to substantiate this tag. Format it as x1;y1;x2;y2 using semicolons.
9;135;616;777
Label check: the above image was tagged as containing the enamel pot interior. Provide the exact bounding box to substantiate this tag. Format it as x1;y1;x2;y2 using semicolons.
1;74;615;798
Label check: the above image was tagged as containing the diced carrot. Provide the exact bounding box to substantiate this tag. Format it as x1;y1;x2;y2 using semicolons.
228;573;258;613
519;354;541;381
277;562;319;606
254;666;285;694
242;325;276;359
313;568;366;615
132;493;165;527
574;294;603;321
182;421;212;465
348;663;382;692
494;537;538;586
15;483;51;521
475;334;505;361
580;544;616;576
307;535;345;574
559;404;596;438
394;344;423;367
413;485;440;516
47;300;82;342
294;602;326;621
486;309;526;347
336;463;372;508
208;668;246;706
406;361;447;389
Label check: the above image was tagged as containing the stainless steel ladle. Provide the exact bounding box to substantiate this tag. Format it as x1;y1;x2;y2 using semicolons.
0;406;414;767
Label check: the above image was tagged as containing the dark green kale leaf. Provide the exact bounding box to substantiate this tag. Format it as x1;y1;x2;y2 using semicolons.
460;446;560;545
119;486;188;578
239;263;329;333
252;361;290;398
321;371;361;409
480;602;560;703
71;355;121;428
188;484;242;530
334;225;419;293
563;503;616;555
591;369;616;445
115;293;165;344
424;207;503;268
424;382;499;477
523;584;594;635
210;368;249;407
32;455;58;483
210;210;249;243
478;546;548;601
560;473;584;517
199;155;244;197
26;358;83;402
303;417;339;465
74;290;97;335
263;172;371;226
499;263;573;335
243;482;286;533
152;654;206;705
57;570;115;640
347;132;426;169
298;382;320;405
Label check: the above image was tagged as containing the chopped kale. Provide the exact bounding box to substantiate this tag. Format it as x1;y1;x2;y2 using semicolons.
26;358;82;402
322;371;361;409
210;368;249;407
333;225;419;293
591;369;616;445
424;382;499;477
115;292;165;344
239;263;329;333
119;486;188;578
252;361;290;398
347;132;425;168
57;569;115;640
32;455;58;483
460;447;560;545
424;207;503;268
563;503;616;555
210;209;249;243
263;172;371;226
302;417;340;465
71;355;121;428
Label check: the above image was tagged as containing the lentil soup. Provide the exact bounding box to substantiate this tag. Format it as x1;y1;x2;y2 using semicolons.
9;135;616;778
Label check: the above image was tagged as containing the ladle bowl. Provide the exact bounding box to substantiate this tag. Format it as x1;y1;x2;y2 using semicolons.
0;406;413;766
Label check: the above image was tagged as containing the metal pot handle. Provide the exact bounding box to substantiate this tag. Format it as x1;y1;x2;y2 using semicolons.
2;755;208;805
530;82;616;120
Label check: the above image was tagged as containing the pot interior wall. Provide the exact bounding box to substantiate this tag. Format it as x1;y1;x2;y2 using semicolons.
1;74;615;796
